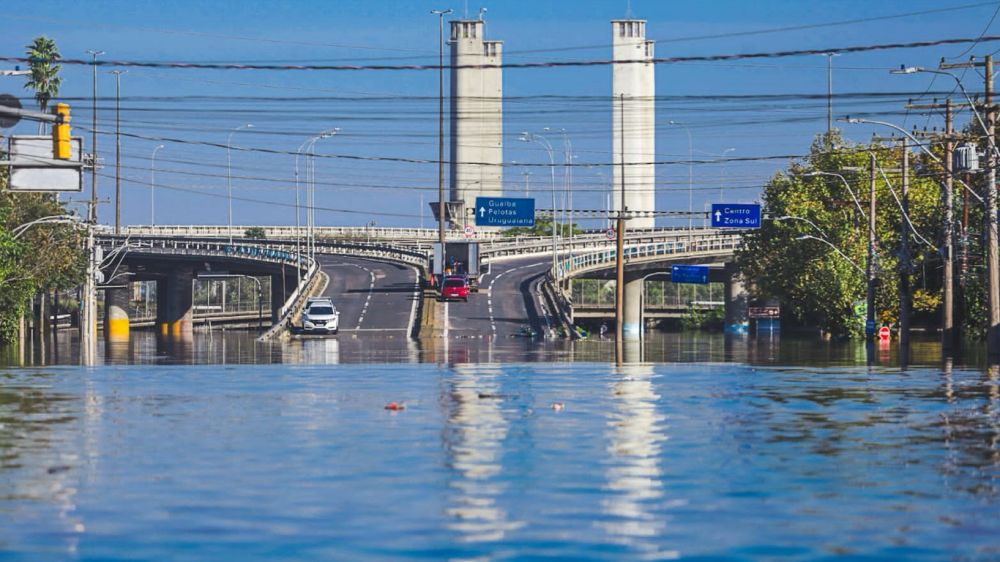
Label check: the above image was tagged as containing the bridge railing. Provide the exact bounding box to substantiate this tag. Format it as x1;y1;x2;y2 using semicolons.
482;228;732;260
558;231;742;278
111;225;505;242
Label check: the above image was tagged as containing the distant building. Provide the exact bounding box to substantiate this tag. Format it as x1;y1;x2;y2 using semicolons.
611;19;655;229
449;18;503;229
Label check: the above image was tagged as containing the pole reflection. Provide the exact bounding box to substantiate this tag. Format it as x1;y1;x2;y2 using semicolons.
442;365;524;542
601;363;675;558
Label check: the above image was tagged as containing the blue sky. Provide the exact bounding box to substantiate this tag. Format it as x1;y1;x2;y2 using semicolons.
2;0;998;228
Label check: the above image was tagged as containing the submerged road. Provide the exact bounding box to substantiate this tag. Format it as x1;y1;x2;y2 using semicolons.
316;255;420;336
445;256;554;339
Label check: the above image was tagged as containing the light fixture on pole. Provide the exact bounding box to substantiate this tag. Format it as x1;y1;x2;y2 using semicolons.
669;120;694;230
520;131;558;274
227;123;253;245
795;235;865;275
431;8;453;279
150;144;164;226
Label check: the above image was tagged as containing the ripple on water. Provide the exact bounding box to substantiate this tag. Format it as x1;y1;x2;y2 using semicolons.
0;362;997;560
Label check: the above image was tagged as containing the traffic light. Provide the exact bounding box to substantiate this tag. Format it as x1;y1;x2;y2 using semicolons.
52;103;71;160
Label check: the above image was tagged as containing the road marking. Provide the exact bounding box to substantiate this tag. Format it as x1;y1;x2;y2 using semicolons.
406;266;419;338
486;261;545;336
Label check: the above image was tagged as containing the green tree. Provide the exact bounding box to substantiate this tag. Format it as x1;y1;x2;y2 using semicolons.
737;132;942;338
24;36;61;114
244;226;267;239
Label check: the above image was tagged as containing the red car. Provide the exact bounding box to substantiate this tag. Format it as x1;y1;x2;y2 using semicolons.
439;276;469;302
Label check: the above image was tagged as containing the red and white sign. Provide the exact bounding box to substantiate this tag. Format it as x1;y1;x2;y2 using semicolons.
878;326;891;341
464;224;476;238
749;306;780;319
605;228;616;240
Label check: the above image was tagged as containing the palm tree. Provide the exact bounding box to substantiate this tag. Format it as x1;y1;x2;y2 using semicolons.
24;36;62;114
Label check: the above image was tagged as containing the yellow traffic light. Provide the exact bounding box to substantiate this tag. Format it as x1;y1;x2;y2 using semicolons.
52;103;71;160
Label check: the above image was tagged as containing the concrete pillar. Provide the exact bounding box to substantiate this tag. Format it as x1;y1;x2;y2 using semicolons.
270;273;284;323
156;268;194;337
623;275;644;338
724;262;749;334
104;281;131;341
449;18;503;228
612;19;655;229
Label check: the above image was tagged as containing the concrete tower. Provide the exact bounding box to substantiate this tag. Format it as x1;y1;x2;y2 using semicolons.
611;19;655;229
449;18;503;228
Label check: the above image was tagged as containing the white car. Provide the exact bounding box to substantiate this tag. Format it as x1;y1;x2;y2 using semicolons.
302;299;340;334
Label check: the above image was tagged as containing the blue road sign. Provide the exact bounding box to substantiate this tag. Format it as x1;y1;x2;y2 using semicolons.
475;196;535;227
711;203;762;229
671;264;709;285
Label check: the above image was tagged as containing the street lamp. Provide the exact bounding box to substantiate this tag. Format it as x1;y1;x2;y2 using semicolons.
150;144;164;226
545;127;575;260
669;120;694;230
718;147;735;202
803;170;867;219
773;215;829;239
227;123;253;245
795;235;865;276
520;131;558;274
294;128;338;286
431;8;452;278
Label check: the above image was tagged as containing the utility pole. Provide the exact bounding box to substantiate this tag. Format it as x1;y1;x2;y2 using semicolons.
86;50;104;223
944;54;1000;361
615;94;626;365
432;8;452;280
944;99;956;354
867;152;877;341
900;137;911;352
111;70;124;235
826;53;837;147
906;98;972;356
987;55;1000;362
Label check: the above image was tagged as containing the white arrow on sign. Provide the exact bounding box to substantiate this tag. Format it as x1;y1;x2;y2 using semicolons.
714;210;722;222
479;207;486;217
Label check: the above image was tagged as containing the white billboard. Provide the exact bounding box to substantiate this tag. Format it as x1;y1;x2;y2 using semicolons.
6;135;84;192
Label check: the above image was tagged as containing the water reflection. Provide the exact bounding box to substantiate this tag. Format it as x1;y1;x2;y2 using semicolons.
442;365;524;542
2;328;994;369
601;364;674;558
0;373;86;555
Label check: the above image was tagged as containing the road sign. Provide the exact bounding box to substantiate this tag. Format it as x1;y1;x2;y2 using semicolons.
7;135;84;192
711;203;761;229
463;224;476;238
605;227;615;240
749;306;780;319
671;264;709;285
866;319;876;335
878;326;891;340
474;196;535;227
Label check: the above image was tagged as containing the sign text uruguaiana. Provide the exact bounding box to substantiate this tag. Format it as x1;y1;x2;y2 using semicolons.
475;197;535;227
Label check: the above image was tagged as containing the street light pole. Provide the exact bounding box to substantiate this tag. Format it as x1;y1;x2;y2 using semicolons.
227;123;253;245
669;120;693;230
432;8;452;279
521;132;558;274
110;69;125;235
150;144;164;226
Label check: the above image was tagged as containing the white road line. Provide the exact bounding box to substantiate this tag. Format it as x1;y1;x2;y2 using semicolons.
487;261;546;336
444;300;450;338
406;266;419;338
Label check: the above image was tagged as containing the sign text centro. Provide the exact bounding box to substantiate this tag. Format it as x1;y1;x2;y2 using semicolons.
711;203;761;229
475;196;535;227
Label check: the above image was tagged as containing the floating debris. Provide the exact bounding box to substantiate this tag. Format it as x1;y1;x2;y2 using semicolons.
384;402;405;411
550;402;565;412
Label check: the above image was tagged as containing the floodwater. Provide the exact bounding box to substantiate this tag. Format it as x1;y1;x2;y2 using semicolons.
2;332;999;560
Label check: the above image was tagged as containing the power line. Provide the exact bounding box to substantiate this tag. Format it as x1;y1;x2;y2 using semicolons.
7;34;1000;72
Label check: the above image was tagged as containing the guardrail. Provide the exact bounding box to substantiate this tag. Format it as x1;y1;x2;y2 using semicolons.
110;225;504;242
558;232;742;278
482;228;735;261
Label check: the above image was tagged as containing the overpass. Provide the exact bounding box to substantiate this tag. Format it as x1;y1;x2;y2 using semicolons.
93;225;745;341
